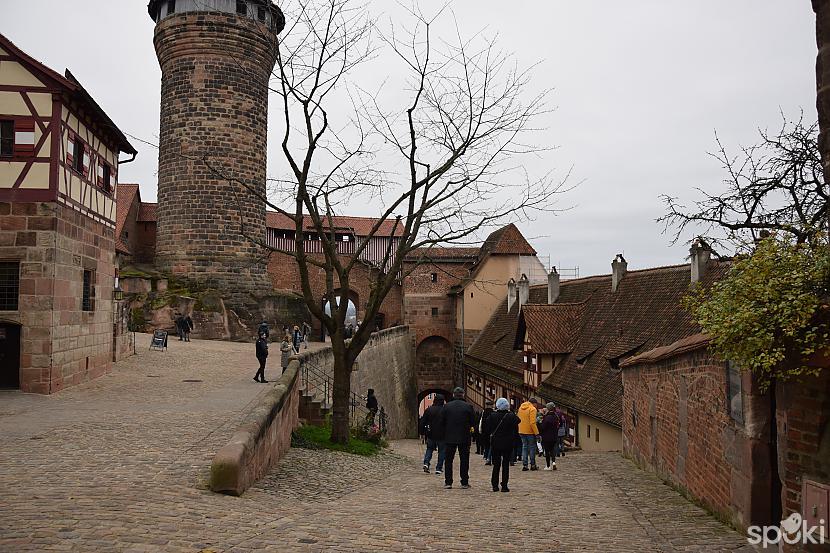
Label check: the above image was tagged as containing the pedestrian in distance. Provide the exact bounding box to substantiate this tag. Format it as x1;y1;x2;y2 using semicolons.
174;313;185;341
301;321;311;349
485;397;520;492
556;406;569;457
292;325;302;353
365;388;378;426
280;334;292;373
183;314;194;342
258;320;270;339
253;333;269;383
437;387;476;489
518;396;541;471
420;394;446;475
539;402;560;470
479;398;495;465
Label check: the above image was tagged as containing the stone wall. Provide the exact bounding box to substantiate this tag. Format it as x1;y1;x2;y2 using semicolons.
776;359;830;552
622;347;774;532
210;360;300;496
0;202;115;393
267;251;403;336
152;11;277;295
296;326;418;439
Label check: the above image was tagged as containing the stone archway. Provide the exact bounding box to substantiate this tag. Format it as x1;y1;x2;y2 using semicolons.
320;289;360;340
416;336;454;399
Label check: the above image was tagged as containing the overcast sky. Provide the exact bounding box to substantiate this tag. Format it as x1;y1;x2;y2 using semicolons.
3;2;816;276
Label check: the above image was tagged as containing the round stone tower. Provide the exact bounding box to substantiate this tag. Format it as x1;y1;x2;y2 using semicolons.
148;0;284;294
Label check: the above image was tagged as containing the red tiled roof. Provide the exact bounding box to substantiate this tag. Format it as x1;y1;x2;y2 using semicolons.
517;302;585;354
137;202;157;222
114;184;139;255
620;333;711;368
479;223;536;256
405;246;481;261
465;260;731;427
265;211;405;237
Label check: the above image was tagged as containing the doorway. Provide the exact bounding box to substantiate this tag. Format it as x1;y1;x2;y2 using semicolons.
0;323;21;389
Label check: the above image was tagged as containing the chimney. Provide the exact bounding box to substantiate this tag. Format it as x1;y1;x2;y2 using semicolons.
690;238;711;283
507;278;517;311
548;266;560;304
518;274;530;307
611;254;627;292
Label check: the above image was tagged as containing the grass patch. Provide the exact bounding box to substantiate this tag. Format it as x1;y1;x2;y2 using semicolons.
292;424;381;456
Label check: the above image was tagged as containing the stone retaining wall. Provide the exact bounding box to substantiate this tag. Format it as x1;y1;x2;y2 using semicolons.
209;361;300;496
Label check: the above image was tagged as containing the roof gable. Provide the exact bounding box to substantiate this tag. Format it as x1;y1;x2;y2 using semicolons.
480;223;536;256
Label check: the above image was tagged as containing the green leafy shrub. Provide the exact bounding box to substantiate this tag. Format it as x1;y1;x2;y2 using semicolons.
292;424;381;456
685;236;830;390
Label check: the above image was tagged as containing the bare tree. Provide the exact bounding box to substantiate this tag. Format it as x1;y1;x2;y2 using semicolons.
208;0;567;443
659;116;826;251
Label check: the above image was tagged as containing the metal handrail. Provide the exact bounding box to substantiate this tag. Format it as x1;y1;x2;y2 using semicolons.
300;358;382;428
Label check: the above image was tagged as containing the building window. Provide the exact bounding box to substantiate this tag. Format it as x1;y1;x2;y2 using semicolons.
0;120;13;156
257;6;266;21
82;270;95;311
587;424;591;438
167;0;176;15
431;272;437;282
0;262;20;311
236;0;247;15
470;292;473;298
72;139;84;173
595;427;600;442
102;163;111;192
431;307;438;317
727;361;744;424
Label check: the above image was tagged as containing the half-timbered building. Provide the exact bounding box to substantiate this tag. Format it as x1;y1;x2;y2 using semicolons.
0;33;136;393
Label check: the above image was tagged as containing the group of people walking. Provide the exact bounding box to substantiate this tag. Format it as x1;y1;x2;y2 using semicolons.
420;391;568;492
174;314;194;342
252;320;312;384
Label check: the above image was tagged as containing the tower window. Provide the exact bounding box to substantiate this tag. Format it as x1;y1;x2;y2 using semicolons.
431;307;438;317
257;6;266;21
0;262;20;311
0;120;13;157
82;270;95;312
587;424;591;438
167;0;176;15
431;272;437;282
236;1;247;15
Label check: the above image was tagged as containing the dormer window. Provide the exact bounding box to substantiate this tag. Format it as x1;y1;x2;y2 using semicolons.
257;6;266;21
167;0;176;15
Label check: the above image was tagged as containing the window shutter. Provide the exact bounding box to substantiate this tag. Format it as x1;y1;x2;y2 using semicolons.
14;119;35;156
82;147;90;178
97;160;104;187
66;134;75;166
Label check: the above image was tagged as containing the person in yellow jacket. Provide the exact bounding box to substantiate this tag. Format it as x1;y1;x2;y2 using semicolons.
517;397;541;471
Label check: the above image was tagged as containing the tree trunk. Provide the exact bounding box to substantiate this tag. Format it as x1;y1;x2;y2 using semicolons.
814;0;830;187
330;352;353;444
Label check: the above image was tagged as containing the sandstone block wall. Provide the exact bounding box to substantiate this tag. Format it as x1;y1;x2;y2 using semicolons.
0;202;115;393
153;11;277;294
295;326;418;439
622;348;774;531
210;361;300;496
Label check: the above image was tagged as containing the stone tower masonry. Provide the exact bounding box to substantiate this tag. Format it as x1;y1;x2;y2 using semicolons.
148;0;285;294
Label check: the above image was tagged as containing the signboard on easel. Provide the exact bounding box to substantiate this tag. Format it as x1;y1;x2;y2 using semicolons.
150;330;168;351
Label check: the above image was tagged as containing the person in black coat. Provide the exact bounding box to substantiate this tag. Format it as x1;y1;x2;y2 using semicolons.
436;387;476;489
485;397;520;492
183;315;194;342
538;402;560;470
253;333;269;383
479;399;495;465
419;394;446;474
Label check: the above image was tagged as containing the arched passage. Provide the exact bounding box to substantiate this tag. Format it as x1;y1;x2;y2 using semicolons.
417;387;452;416
320;289;359;340
416;336;454;401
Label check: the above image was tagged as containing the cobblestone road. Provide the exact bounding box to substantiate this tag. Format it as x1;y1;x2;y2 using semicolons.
0;337;757;552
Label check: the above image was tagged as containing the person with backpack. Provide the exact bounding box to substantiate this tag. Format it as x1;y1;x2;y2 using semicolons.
478;398;494;465
556;406;569;457
484;397;520;492
539;402;560;470
253;333;269;383
420;394;446;474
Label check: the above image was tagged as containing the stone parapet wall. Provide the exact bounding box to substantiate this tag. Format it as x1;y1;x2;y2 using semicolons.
210;361;300;496
622;348;774;532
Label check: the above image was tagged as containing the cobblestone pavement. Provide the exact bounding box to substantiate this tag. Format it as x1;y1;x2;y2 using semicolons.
0;339;756;552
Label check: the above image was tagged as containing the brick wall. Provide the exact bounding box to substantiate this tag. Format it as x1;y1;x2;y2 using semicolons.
133;221;156;264
267;251;403;336
0;202;115;393
776;361;830;552
622;347;774;531
153;11;277;294
415;335;455;397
